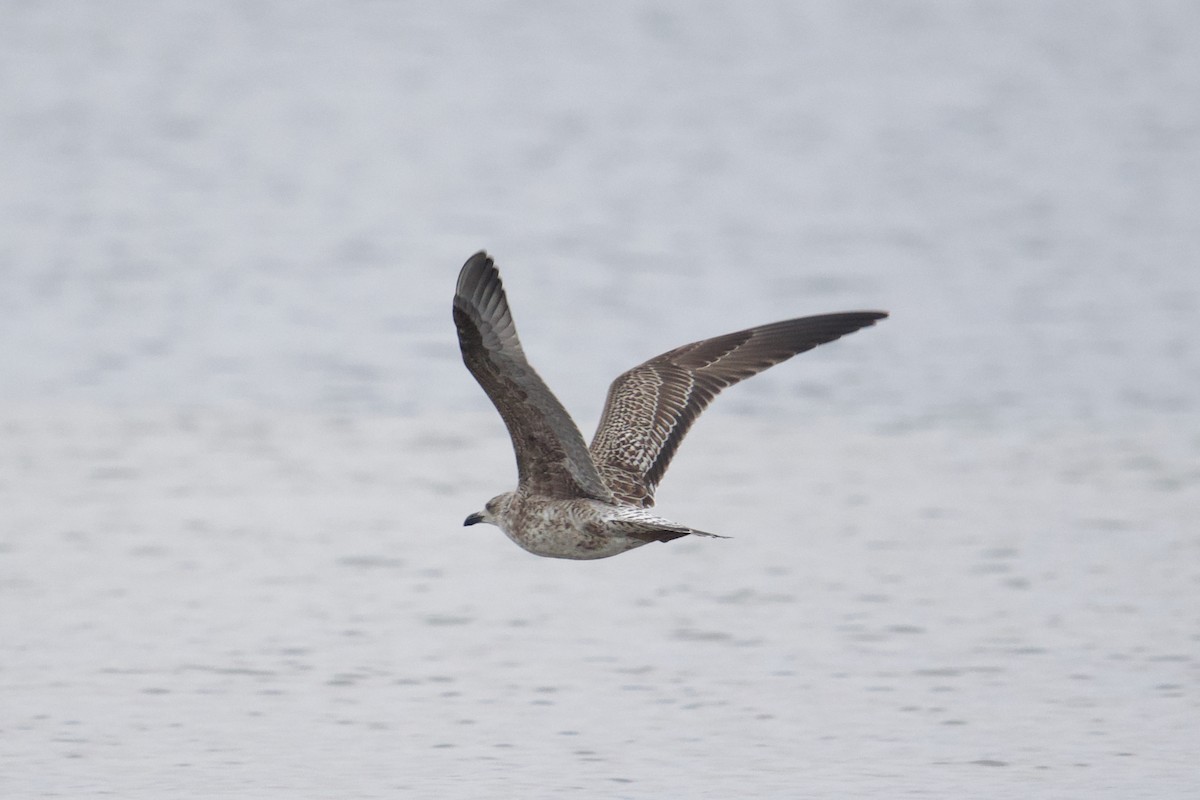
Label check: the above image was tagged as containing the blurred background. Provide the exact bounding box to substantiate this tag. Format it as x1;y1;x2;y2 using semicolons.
2;2;1198;797
5;1;1196;428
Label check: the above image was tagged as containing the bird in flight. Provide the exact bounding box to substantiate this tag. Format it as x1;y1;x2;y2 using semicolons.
454;251;886;560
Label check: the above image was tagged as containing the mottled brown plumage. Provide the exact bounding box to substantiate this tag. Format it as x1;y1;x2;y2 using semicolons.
454;251;887;559
453;253;613;502
590;313;889;507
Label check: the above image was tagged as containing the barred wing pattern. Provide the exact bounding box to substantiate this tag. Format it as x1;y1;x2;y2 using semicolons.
589;312;888;507
454;252;613;501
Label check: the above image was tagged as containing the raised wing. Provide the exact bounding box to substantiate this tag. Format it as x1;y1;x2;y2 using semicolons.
454;252;613;501
589;312;887;506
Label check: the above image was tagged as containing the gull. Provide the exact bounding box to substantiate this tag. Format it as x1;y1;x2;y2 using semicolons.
454;251;887;560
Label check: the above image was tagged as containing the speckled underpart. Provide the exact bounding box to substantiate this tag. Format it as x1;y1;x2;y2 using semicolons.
454;251;887;560
473;491;721;560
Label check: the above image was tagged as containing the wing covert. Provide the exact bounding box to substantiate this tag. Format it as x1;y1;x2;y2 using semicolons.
589;312;887;506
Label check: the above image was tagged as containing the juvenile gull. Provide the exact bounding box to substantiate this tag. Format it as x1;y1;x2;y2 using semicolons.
454;251;887;560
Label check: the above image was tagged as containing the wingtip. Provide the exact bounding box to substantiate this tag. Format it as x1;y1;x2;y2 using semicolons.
840;310;889;337
460;250;494;278
456;250;499;298
839;310;889;328
464;249;491;267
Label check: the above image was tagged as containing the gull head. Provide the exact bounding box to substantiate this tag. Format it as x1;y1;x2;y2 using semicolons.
463;492;513;527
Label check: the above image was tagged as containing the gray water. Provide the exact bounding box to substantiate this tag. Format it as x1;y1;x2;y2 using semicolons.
2;2;1198;797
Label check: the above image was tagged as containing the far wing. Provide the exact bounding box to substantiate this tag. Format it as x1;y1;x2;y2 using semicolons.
454;252;613;501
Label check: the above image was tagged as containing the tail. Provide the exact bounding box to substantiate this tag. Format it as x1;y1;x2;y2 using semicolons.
640;525;729;544
611;509;729;544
